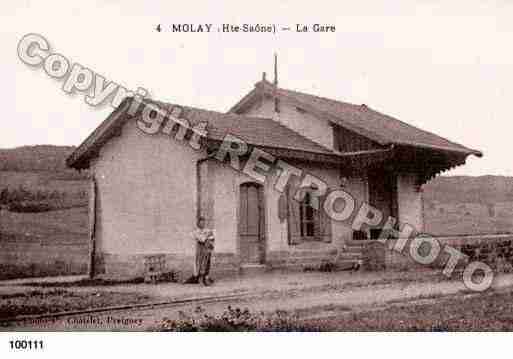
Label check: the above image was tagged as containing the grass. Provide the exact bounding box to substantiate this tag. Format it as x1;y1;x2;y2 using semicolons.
0;206;88;240
157;306;316;332
0;204;89;280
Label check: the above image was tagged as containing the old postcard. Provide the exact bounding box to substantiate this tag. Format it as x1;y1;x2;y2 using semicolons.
1;1;512;355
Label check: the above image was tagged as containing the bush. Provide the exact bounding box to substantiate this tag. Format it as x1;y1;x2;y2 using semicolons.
0;188;8;204
157;306;314;332
0;186;41;204
8;200;53;213
0;186;88;212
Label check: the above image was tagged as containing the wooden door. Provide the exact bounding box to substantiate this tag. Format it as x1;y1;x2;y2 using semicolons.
239;183;265;264
368;169;397;238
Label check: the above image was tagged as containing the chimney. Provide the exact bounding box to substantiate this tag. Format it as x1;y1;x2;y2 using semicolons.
274;53;278;87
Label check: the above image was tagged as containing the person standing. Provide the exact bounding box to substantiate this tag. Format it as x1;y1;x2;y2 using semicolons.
190;217;215;286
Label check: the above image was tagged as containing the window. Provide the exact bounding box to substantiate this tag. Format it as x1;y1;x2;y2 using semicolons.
287;184;331;244
299;191;319;238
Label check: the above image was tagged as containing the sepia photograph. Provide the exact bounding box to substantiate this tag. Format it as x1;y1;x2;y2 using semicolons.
1;1;513;353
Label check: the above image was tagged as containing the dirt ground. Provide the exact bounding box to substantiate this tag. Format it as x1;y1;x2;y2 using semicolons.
3;270;513;331
307;287;513;331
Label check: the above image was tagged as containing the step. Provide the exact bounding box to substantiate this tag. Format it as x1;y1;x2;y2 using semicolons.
239;263;268;275
342;246;364;254
337;252;362;259
336;259;363;270
344;241;367;248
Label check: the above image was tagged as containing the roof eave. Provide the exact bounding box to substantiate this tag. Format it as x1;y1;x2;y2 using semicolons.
394;141;483;158
206;138;394;166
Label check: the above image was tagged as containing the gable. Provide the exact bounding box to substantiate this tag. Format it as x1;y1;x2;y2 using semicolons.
236;93;336;150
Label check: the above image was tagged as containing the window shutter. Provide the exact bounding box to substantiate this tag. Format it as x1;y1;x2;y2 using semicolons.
287;183;302;245
278;192;287;223
319;201;332;243
318;196;332;243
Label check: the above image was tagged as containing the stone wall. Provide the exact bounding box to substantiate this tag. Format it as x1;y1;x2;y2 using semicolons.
361;234;513;272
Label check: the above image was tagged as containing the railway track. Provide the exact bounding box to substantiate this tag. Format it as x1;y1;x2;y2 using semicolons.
1;291;256;325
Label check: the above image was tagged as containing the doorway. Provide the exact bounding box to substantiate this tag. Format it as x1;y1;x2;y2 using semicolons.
239;182;266;264
368;169;398;239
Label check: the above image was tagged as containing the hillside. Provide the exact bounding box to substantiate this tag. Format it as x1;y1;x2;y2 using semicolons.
0;145;75;171
0;145;88;180
423;175;513;205
423;176;513;236
0;145;90;279
0;146;89;210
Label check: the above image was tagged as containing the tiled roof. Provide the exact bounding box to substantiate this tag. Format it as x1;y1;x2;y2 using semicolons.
67;98;343;169
230;80;482;157
150;100;335;155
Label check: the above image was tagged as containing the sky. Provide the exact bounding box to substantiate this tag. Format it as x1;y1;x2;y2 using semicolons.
1;0;512;176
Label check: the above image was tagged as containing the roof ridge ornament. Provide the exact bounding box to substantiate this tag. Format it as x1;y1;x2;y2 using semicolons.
273;53;280;119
